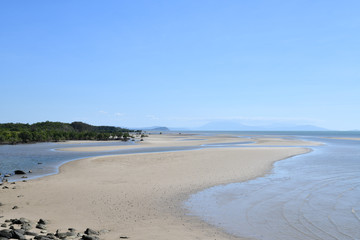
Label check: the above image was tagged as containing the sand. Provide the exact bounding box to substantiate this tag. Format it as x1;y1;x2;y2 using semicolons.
58;134;320;152
327;137;360;141
0;135;314;240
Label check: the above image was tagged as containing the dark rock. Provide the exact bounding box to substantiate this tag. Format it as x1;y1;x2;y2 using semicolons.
68;228;76;232
84;228;99;235
37;219;48;225
28;170;32;173
34;235;52;240
22;180;27;182
12;187;16;189
119;237;129;239
17;195;24;198
11;219;22;224
55;231;68;239
0;203;2;206
36;224;46;230
2;186;8;189
10;182;15;185
19;218;30;224
4;220;10;223
82;235;100;240
13;229;25;235
0;229;12;238
38;163;42;165
21;176;27;179
46;233;56;239
25;231;38;236
12;229;26;240
0;237;8;240
14;170;26;175
0;224;5;228
12;206;18;210
4;174;10;177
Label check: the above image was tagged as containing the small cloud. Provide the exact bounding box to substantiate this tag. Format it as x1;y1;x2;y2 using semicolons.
99;110;108;114
115;112;124;117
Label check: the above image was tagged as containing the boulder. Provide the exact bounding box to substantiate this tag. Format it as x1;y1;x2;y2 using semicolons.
14;170;26;175
36;224;46;230
12;229;26;240
25;231;38;236
38;219;48;225
0;229;12;238
84;228;99;235
82;235;99;240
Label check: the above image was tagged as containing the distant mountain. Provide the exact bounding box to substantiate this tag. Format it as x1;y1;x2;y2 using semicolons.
140;126;170;131
196;121;328;131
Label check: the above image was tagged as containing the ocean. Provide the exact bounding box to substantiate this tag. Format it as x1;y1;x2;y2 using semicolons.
185;133;360;240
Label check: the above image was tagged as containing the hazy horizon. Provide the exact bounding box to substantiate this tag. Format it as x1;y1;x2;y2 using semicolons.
1;1;359;131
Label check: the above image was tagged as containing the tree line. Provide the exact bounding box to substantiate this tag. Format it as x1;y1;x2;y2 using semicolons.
0;121;141;144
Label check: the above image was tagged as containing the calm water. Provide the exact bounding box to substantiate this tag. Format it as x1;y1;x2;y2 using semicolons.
0;139;252;182
185;136;360;240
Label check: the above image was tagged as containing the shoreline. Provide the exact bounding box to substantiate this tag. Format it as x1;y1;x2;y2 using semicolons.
0;135;316;240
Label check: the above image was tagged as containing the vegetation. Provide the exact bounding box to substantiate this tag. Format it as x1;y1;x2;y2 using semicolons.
0;121;141;144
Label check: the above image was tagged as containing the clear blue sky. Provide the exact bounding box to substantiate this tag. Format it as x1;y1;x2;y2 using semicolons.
1;1;359;130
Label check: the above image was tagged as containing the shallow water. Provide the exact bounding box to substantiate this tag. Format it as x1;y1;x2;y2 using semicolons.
185;138;360;240
0;139;254;182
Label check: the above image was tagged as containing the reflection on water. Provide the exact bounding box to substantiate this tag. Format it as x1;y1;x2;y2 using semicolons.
185;138;360;240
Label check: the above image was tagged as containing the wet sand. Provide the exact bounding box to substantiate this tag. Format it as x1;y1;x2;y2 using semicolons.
0;135;313;240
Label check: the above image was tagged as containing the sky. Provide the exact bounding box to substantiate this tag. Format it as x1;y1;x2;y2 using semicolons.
1;1;359;130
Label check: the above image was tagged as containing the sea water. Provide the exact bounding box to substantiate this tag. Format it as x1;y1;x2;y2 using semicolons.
185;135;360;240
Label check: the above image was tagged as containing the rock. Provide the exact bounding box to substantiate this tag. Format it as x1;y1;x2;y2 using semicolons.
119;237;129;239
46;233;56;239
12;206;18;209
34;235;52;240
25;231;38;236
10;182;15;184
21;176;27;179
21;222;32;231
68;228;76;232
40;230;47;234
17;195;24;198
19;218;30;224
13;229;25;235
0;229;12;238
38;163;42;165
36;224;46;230
12;187;16;189
4;174;10;177
38;219;48;225
2;186;8;189
28;170;32;173
55;231;68;239
14;170;26;175
84;228;99;235
0;203;2;206
0;224;6;228
22;180;27;182
82;235;100;240
12;229;26;240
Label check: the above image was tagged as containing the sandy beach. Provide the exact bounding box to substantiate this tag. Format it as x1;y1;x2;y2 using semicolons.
0;134;314;240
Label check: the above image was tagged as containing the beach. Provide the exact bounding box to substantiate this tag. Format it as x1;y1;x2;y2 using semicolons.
0;134;314;240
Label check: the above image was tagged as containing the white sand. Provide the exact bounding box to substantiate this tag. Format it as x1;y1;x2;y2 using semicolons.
0;135;314;239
